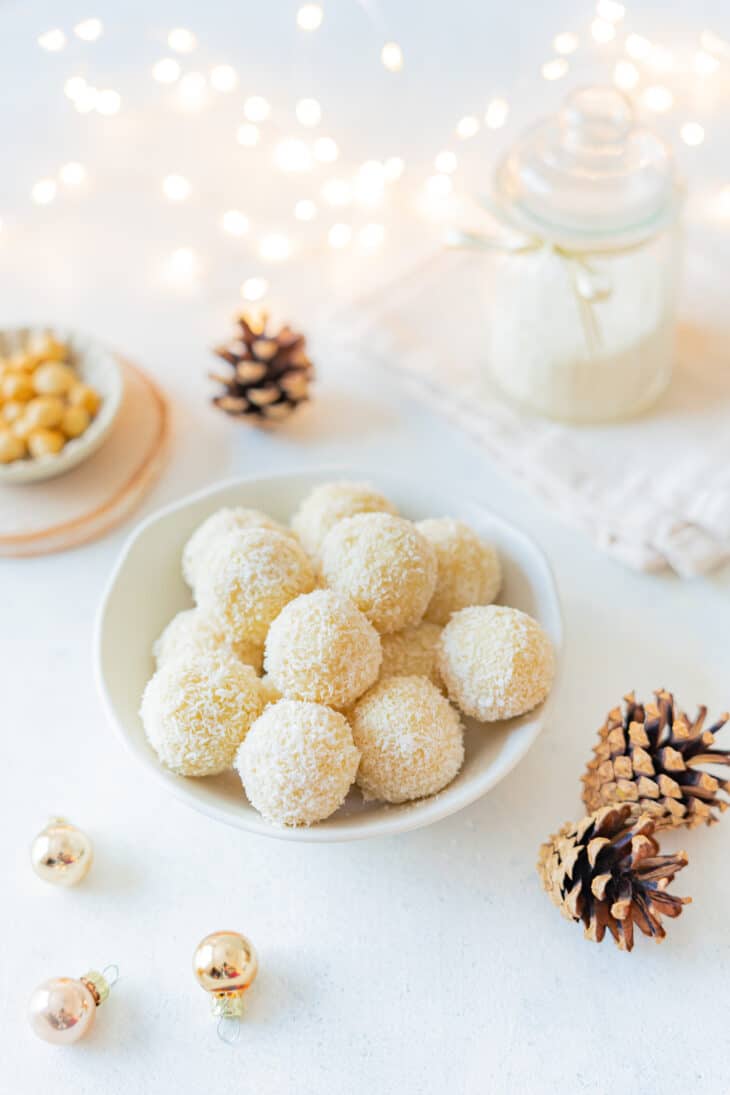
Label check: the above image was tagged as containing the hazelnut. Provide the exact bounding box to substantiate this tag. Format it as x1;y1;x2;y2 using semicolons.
2;400;26;425
33;361;76;396
0;429;26;463
67;382;101;415
2;372;34;402
28;333;67;364
61;405;90;438
27;428;65;458
24;396;65;430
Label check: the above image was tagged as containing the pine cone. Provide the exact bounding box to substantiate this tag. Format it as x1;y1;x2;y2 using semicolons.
538;804;690;950
211;313;314;424
582;691;730;829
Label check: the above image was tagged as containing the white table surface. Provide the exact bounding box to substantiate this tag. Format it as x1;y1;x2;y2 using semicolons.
2;2;730;1092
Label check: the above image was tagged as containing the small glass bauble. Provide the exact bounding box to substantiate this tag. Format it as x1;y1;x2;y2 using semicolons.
28;977;97;1045
31;817;93;887
193;931;258;1019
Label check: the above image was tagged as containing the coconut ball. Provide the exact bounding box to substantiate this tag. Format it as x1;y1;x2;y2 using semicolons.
153;608;264;672
182;506;292;590
350;676;464;803
379;620;443;688
417;517;502;626
197;528;315;646
236;700;360;826
291;481;398;560
264;590;381;708
320;513;437;635
438;605;555;721
140;651;267;776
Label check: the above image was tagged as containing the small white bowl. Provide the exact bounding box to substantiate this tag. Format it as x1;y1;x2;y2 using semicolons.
95;468;562;842
0;326;123;484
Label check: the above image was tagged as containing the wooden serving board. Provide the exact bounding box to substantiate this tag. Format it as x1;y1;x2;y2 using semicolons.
0;357;169;557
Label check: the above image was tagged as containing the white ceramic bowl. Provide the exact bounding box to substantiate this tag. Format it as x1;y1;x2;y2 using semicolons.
95;468;562;842
0;326;123;484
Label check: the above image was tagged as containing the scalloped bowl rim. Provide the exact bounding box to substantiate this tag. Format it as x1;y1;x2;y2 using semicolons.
94;467;562;842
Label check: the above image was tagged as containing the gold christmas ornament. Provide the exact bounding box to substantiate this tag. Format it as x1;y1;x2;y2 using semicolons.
582;690;730;829
538;804;690;951
193;931;258;1039
28;966;118;1045
31;817;93;886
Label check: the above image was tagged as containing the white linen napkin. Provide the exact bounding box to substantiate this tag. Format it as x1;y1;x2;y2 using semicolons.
335;246;730;577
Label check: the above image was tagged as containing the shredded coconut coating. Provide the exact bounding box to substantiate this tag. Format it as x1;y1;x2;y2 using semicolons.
259;675;282;707
320;513;437;635
350;676;464;803
196;528;315;646
182;506;293;590
379;620;443;688
153;607;263;672
264;590;382;708
236;699;360;826
417;517;502;626
291;481;398;560
140;651;267;776
437;605;555;721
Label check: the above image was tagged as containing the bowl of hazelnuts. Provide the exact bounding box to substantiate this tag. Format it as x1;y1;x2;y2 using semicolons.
0;326;123;483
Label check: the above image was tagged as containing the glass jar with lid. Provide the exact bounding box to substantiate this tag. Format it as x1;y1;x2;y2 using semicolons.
483;87;683;422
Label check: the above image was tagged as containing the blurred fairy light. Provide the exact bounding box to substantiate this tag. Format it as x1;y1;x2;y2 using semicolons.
296;98;322;127
553;32;578;55
162;174;192;201
96;89;121;115
168;247;197;278
700;30;730;59
275;138;313;172
596;0;625;22
681;122;705;146
354;160;386;205
74;18;103;41
237;123;260;147
73;86;98;113
241;276;269;301
295;199;317;221
383;157;404;181
456;115;479;139
222;209;250;236
153;58;181;84
484;98;509;129
59;162;87;186
38;29;66;51
259;234;292;262
625;34;652;61
642;85;674;112
313;137;339;163
434;150;457;174
297;4;324;31
178;72;207;108
591;19;616;45
359;223;385;250
168;28;197;53
694;50;720;76
64;76;87;100
425;174;453;199
542;59;568;81
613;60;639;90
328;223;352;249
381;43;404;72
210;65;238;92
244;96;271;123
322;178;352;206
31;179;57;205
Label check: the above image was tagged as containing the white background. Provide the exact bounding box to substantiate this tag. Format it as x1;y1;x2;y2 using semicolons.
2;2;730;1093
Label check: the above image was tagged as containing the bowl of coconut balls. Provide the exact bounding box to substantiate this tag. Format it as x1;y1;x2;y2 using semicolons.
96;469;562;841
